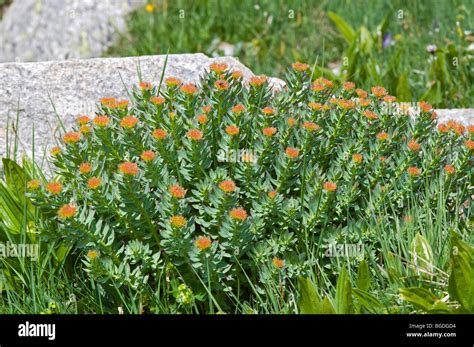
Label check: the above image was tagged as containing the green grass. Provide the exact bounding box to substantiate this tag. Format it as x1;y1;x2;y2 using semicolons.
108;0;473;107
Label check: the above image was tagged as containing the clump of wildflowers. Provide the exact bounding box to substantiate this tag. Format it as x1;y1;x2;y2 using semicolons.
28;61;473;313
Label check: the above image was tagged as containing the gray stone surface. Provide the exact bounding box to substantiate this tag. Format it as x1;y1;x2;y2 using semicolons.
0;0;146;63
0;53;283;163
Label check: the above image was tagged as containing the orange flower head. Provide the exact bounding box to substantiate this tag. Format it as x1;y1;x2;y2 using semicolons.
93;115;110;128
80;125;92;134
249;75;267;87
120;116;139;129
371;86;387;97
467;125;474;134
196;114;207;124
323;181;337;192
139;81;152;90
27;179;41;190
187;129;203;141
383;95;397;103
214;80;229;91
76;115;91;125
343;81;355;91
437;124;449;133
202;105;212;114
229;207;248;221
209;62;229;74
50;146;61;156
165;77;182;87
352;153;363;163
356;88;368;98
312;83;325;92
231;70;243;79
100;97;116;107
287;117;296;127
407;139;421;152
195;236;212;251
359;98;371;107
303;122;319;132
169;184;186;199
112;99;129;110
465;140;474;150
150;96;165;106
170;215;187;229
285;147;299;159
152;128;168;140
453;124;465;136
308;102;323;111
219;180;236;193
225;125;239;136
58;204;77;219
87;177;101;190
315;77;333;88
363;110;378;120
63;131;81;144
376;132;389;141
407;167;421;177
292;61;309;72
141;150;156;162
118;161;139;176
262;106;274;115
268;191;277;199
262;127;277;137
180;83;198;95
272;257;285;269
444;165;456;175
46;181;62;195
419;101;432;112
232;104;246;114
338;99;355;109
79;162;92;174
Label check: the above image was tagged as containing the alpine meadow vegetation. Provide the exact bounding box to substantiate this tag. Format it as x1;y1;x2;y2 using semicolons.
1;62;473;314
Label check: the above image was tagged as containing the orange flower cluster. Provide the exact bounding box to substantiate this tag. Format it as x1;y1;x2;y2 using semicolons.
292;61;309;72
195;236;212;251
169;184;186;199
63;131;81;144
225;125;239;136
229;207;248;221
249;75;267;87
120;116;139;129
219;180;236;193
118;162;139;176
170;215;187;228
209;62;228;74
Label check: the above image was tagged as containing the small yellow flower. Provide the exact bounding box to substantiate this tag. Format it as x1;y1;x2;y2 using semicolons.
87;250;98;259
27;179;41;190
170;215;187;228
145;3;155;13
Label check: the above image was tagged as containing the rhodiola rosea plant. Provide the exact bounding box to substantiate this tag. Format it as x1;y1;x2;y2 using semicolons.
27;61;473;313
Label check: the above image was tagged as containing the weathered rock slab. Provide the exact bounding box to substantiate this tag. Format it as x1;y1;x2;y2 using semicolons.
0;0;146;63
0;53;282;162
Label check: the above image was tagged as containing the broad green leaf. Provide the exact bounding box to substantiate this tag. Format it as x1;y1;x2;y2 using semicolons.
335;268;353;314
411;232;434;276
321;296;335;314
353;288;384;313
298;277;321;314
399;287;439;311
328;12;355;44
448;233;474;313
356;260;371;292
